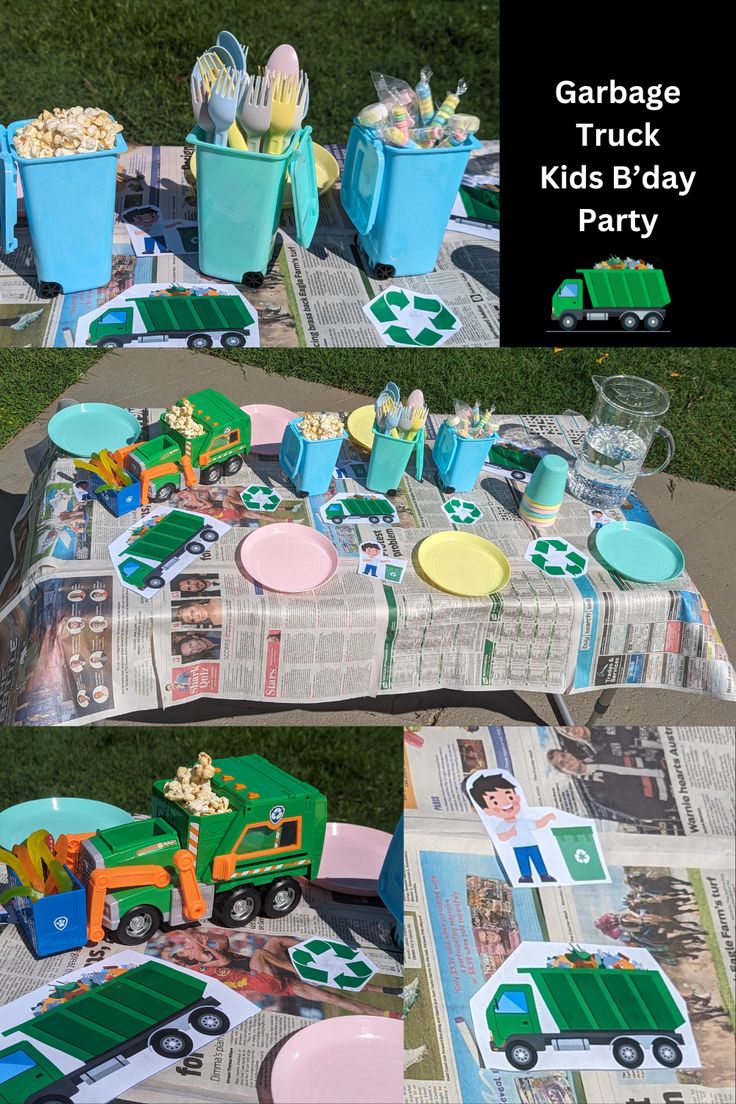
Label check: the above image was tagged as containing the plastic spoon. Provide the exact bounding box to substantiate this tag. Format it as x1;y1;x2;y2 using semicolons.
217;31;248;74
266;43;300;79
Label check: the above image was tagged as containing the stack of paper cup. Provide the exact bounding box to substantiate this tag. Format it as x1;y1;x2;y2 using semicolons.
519;454;569;526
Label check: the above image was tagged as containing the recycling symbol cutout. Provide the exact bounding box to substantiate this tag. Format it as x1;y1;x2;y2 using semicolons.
241;484;282;512
443;498;482;525
525;538;589;578
364;285;462;348
574;849;591;864
288;937;378;992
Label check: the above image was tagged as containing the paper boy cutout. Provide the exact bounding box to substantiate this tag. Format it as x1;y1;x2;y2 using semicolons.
464;768;610;887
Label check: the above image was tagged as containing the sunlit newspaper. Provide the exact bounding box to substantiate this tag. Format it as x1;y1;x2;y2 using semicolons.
0;862;402;1103
0;140;499;348
1;411;734;724
404;724;736;1104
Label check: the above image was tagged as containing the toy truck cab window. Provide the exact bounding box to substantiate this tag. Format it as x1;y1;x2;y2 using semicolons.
100;309;128;325
496;991;529;1014
559;283;578;298
0;1048;37;1083
236;816;302;858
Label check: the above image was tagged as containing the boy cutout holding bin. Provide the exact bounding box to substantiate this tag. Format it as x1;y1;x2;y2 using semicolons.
468;773;557;884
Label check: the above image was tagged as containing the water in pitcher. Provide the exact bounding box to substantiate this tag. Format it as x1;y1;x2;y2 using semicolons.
568;423;648;508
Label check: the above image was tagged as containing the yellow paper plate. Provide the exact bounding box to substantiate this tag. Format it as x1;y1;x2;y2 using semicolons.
347;405;376;452
417;532;511;597
190;142;340;207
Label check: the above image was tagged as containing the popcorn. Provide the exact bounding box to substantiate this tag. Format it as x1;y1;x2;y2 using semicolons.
163;398;202;439
163;751;231;815
13;107;123;160
299;411;345;441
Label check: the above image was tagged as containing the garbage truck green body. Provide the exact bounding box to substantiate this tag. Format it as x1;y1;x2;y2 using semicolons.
324;496;395;524
88;293;256;349
552;267;670;332
117;509;220;590
487;963;686;1071
0;960;228;1104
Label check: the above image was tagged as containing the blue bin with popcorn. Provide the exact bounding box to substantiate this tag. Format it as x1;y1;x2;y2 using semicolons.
0;116;126;295
279;417;347;497
341;122;481;278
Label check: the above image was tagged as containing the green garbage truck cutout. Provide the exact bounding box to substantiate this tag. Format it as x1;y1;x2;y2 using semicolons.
0;960;230;1104
552;267;670;332
117;509;220;591
87;288;256;349
324;496;396;524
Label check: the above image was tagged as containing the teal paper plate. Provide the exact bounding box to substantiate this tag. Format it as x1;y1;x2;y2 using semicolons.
0;798;133;849
48;403;141;458
595;520;685;583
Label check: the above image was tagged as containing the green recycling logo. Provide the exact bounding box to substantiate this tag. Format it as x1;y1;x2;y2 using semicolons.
525;538;589;578
443;498;483;525
288;937;377;991
574;848;591;864
241;484;282;512
364;285;462;348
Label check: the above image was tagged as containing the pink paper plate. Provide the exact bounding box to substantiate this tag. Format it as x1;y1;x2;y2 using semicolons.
236;524;339;593
241;403;296;455
313;822;391;895
271;1016;403;1104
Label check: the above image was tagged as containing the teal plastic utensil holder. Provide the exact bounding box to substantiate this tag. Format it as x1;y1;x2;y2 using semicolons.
341;123;481;277
279;418;347;497
366;426;425;495
188;126;318;284
0;121;126;293
433;422;496;493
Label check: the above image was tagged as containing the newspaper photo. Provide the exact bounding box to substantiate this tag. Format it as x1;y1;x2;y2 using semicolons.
404;725;736;1104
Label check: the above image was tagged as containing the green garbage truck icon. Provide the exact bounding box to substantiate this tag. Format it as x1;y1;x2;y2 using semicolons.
552;265;670;332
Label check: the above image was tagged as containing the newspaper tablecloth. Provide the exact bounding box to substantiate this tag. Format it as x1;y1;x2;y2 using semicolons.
0;411;733;725
404;724;736;1104
0;141;500;349
0;856;402;1103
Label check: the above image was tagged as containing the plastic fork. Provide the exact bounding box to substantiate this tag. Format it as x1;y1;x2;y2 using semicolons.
398;404;415;438
265;72;301;155
408;405;429;439
384;405;402;437
195;50;223;93
208;66;246;147
190;72;215;138
238;73;274;152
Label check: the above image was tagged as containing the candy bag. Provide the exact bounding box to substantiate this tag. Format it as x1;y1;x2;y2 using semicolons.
433;78;468;127
415;66;434;124
371;71;420;127
357;102;389;129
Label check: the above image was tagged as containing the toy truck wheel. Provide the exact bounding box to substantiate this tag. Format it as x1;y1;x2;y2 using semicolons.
144;574;166;589
214;886;261;927
33;1096;72;1104
382;514;393;522
261;876;302;918
189;1007;231;1035
200;463;223;485
620;312;639;331
643;311;664;331
652;1038;683;1068
505;1040;537;1070
220;331;247;348
187;332;213;349
612;1037;644;1068
149;1027;193;1058
223;455;244;476
242;271;265;289
150;483;175;503
331;515;344;524
559;312;577;331
98;338;124;348
373;263;395;280
186;540;206;555
114;905;162;944
368;514;380;523
200;527;220;543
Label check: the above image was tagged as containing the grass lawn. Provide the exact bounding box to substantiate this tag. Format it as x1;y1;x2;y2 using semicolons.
0;346;734;487
0;0;499;147
0;727;403;831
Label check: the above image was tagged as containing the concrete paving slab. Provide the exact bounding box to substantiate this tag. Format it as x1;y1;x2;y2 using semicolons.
1;350;734;727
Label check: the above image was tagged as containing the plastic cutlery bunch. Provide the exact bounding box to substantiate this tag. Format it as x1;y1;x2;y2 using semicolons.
445;398;499;439
190;32;309;155
0;831;73;905
375;381;428;439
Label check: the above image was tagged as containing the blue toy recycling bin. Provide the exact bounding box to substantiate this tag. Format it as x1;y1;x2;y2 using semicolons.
432;422;498;493
0;121;126;295
366;425;425;495
7;867;87;957
341;122;481;278
378;818;404;948
279;417;347;497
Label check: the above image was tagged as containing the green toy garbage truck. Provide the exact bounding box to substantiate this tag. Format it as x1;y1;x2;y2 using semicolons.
78;754;327;945
87;292;256;349
116;389;252;503
0;960;228;1104
485;958;686;1071
324;496;395;524
117;509;220;590
552;267;670;331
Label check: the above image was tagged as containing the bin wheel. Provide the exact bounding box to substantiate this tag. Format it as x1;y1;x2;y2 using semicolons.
186;540;206;555
373;263;395;280
652;1038;683;1068
643;312;663;331
39;281;62;299
296;490;309;498
214;886;261;927
440;484;455;494
261;877;302;918
620;312;640;331
115;905;161;944
150;1028;193;1059
98;338;124;349
200;527;220;543
505;1040;537;1070
223;455;244;476
200;463;223;485
559;312;577;331
220;330;247;348
151;483;175;503
242;271;265;289
387;489;398;497
612;1037;644;1068
189;1007;231;1036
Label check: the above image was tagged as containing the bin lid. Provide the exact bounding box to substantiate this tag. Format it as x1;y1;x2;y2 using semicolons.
341;125;385;236
279;419;304;477
0;126;19;254
289;128;319;249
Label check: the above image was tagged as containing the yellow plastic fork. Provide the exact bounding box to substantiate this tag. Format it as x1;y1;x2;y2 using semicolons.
265;73;300;155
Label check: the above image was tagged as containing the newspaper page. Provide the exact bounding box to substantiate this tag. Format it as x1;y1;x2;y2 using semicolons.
0;869;402;1103
404;725;736;1104
0;140;499;348
1;412;734;723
